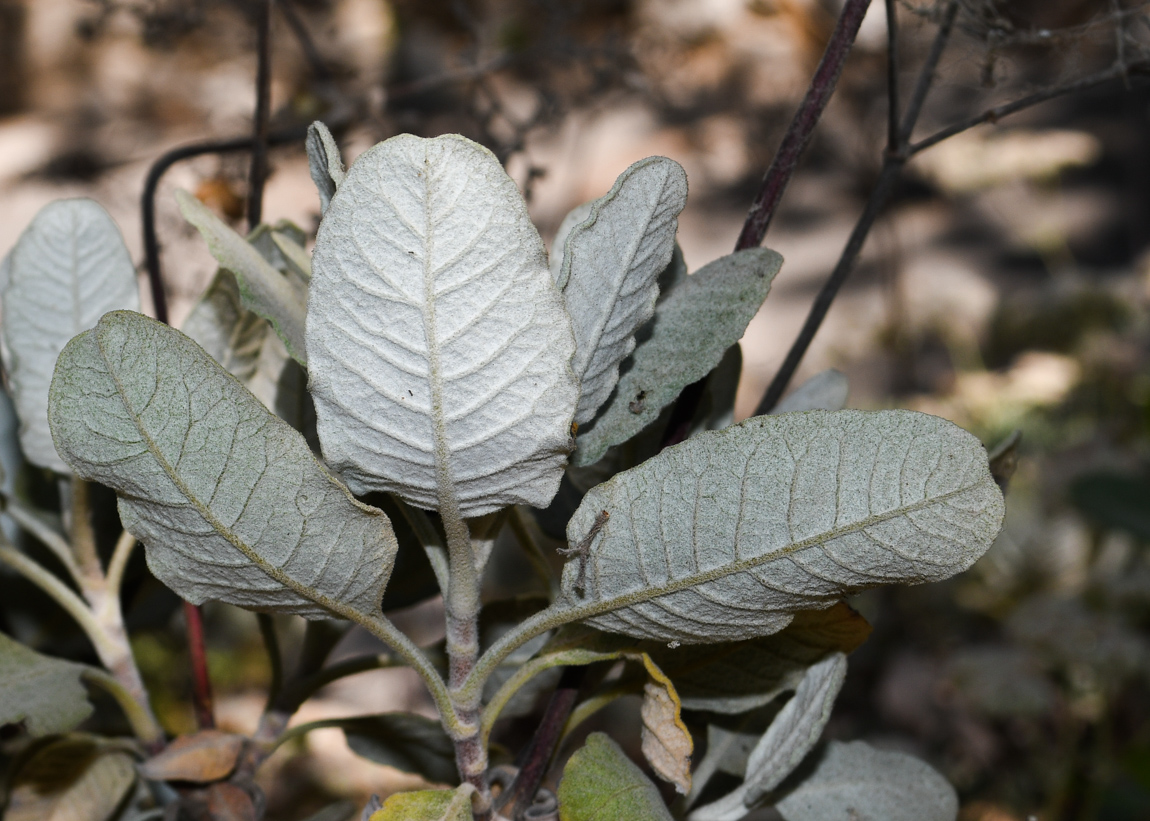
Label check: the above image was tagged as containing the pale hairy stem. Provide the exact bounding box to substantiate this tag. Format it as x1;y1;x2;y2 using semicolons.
464;604;563;706
394;495;450;594
3;496;83;584
82;667;165;747
0;543;122;670
440;494;492;818
67;478;105;587
104;530;138;599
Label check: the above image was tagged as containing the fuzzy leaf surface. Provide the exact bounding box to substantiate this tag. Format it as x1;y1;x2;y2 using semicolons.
574;248;781;466
48;311;395;619
177;190;308;364
558;157;688;423
1;199;139;472
0;633;93;737
775;741;958;821
307;134;578;515
558;733;674;821
561;410;1004;642
369;786;475;821
307;121;346;215
689;653;847;821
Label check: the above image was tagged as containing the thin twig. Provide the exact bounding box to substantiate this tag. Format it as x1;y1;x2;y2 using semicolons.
735;0;873;250
277;0;331;81
885;0;901;152
247;0;274;230
184;601;215;730
754;0;960;415
140;128;306;325
908;58;1150;156
258;613;283;712
496;667;586;820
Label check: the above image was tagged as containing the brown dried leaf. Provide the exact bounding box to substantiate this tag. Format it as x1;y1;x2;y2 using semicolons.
139;730;245;784
638;656;693;795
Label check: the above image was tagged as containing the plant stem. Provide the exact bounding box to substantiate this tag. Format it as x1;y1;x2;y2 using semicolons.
496;667;585;819
884;0;900;153
441;496;492;817
104;530;137;599
258;613;284;711
247;0;273;230
0;543;115;659
82;667;165;748
394;496;450;595
185;601;216;729
754;0;960;414
67;478;104;586
2;496;83;585
734;0;873;250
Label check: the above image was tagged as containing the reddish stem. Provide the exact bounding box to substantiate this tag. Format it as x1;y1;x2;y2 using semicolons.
735;0;873;251
184;601;216;729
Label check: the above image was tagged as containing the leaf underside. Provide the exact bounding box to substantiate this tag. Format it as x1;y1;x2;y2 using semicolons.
48;311;396;619
0;632;94;737
574;248;782;466
307;133;578;516
1;198;139;472
561;410;1004;643
559;156;688;424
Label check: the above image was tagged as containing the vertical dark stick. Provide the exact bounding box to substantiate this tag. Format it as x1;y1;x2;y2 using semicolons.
248;0;273;230
754;0;960;416
185;601;215;729
884;0;900;153
734;0;873;251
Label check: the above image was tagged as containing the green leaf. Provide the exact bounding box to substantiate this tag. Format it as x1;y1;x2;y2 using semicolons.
307;133;578;516
181;269;268;384
176;190;308;365
1;199;140;472
560;410;1004;642
775;741;958;821
48;311;396;620
557;733;674;821
652;604;870;714
689;653;847;820
574;248;782;466
771;369;849;414
369;785;475;821
340;713;458;784
307;121;346;215
0;632;93;737
5;735;137;821
558;157;688;424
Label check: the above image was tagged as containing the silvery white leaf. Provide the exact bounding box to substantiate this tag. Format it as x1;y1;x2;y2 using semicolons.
1;199;140;472
177;190;308;365
560;158;688;424
744;652;846;800
560;410;1004;642
550;200;593;287
48;311;396;619
775;741;958;821
307;121;346;215
574;248;782;466
307;134;578;516
688;654;846;821
771;369;849;414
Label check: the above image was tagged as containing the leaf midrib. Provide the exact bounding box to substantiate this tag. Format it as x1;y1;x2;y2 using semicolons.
95;324;373;623
562;479;986;621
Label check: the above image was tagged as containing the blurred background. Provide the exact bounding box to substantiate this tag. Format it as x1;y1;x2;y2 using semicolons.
2;1;1150;819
